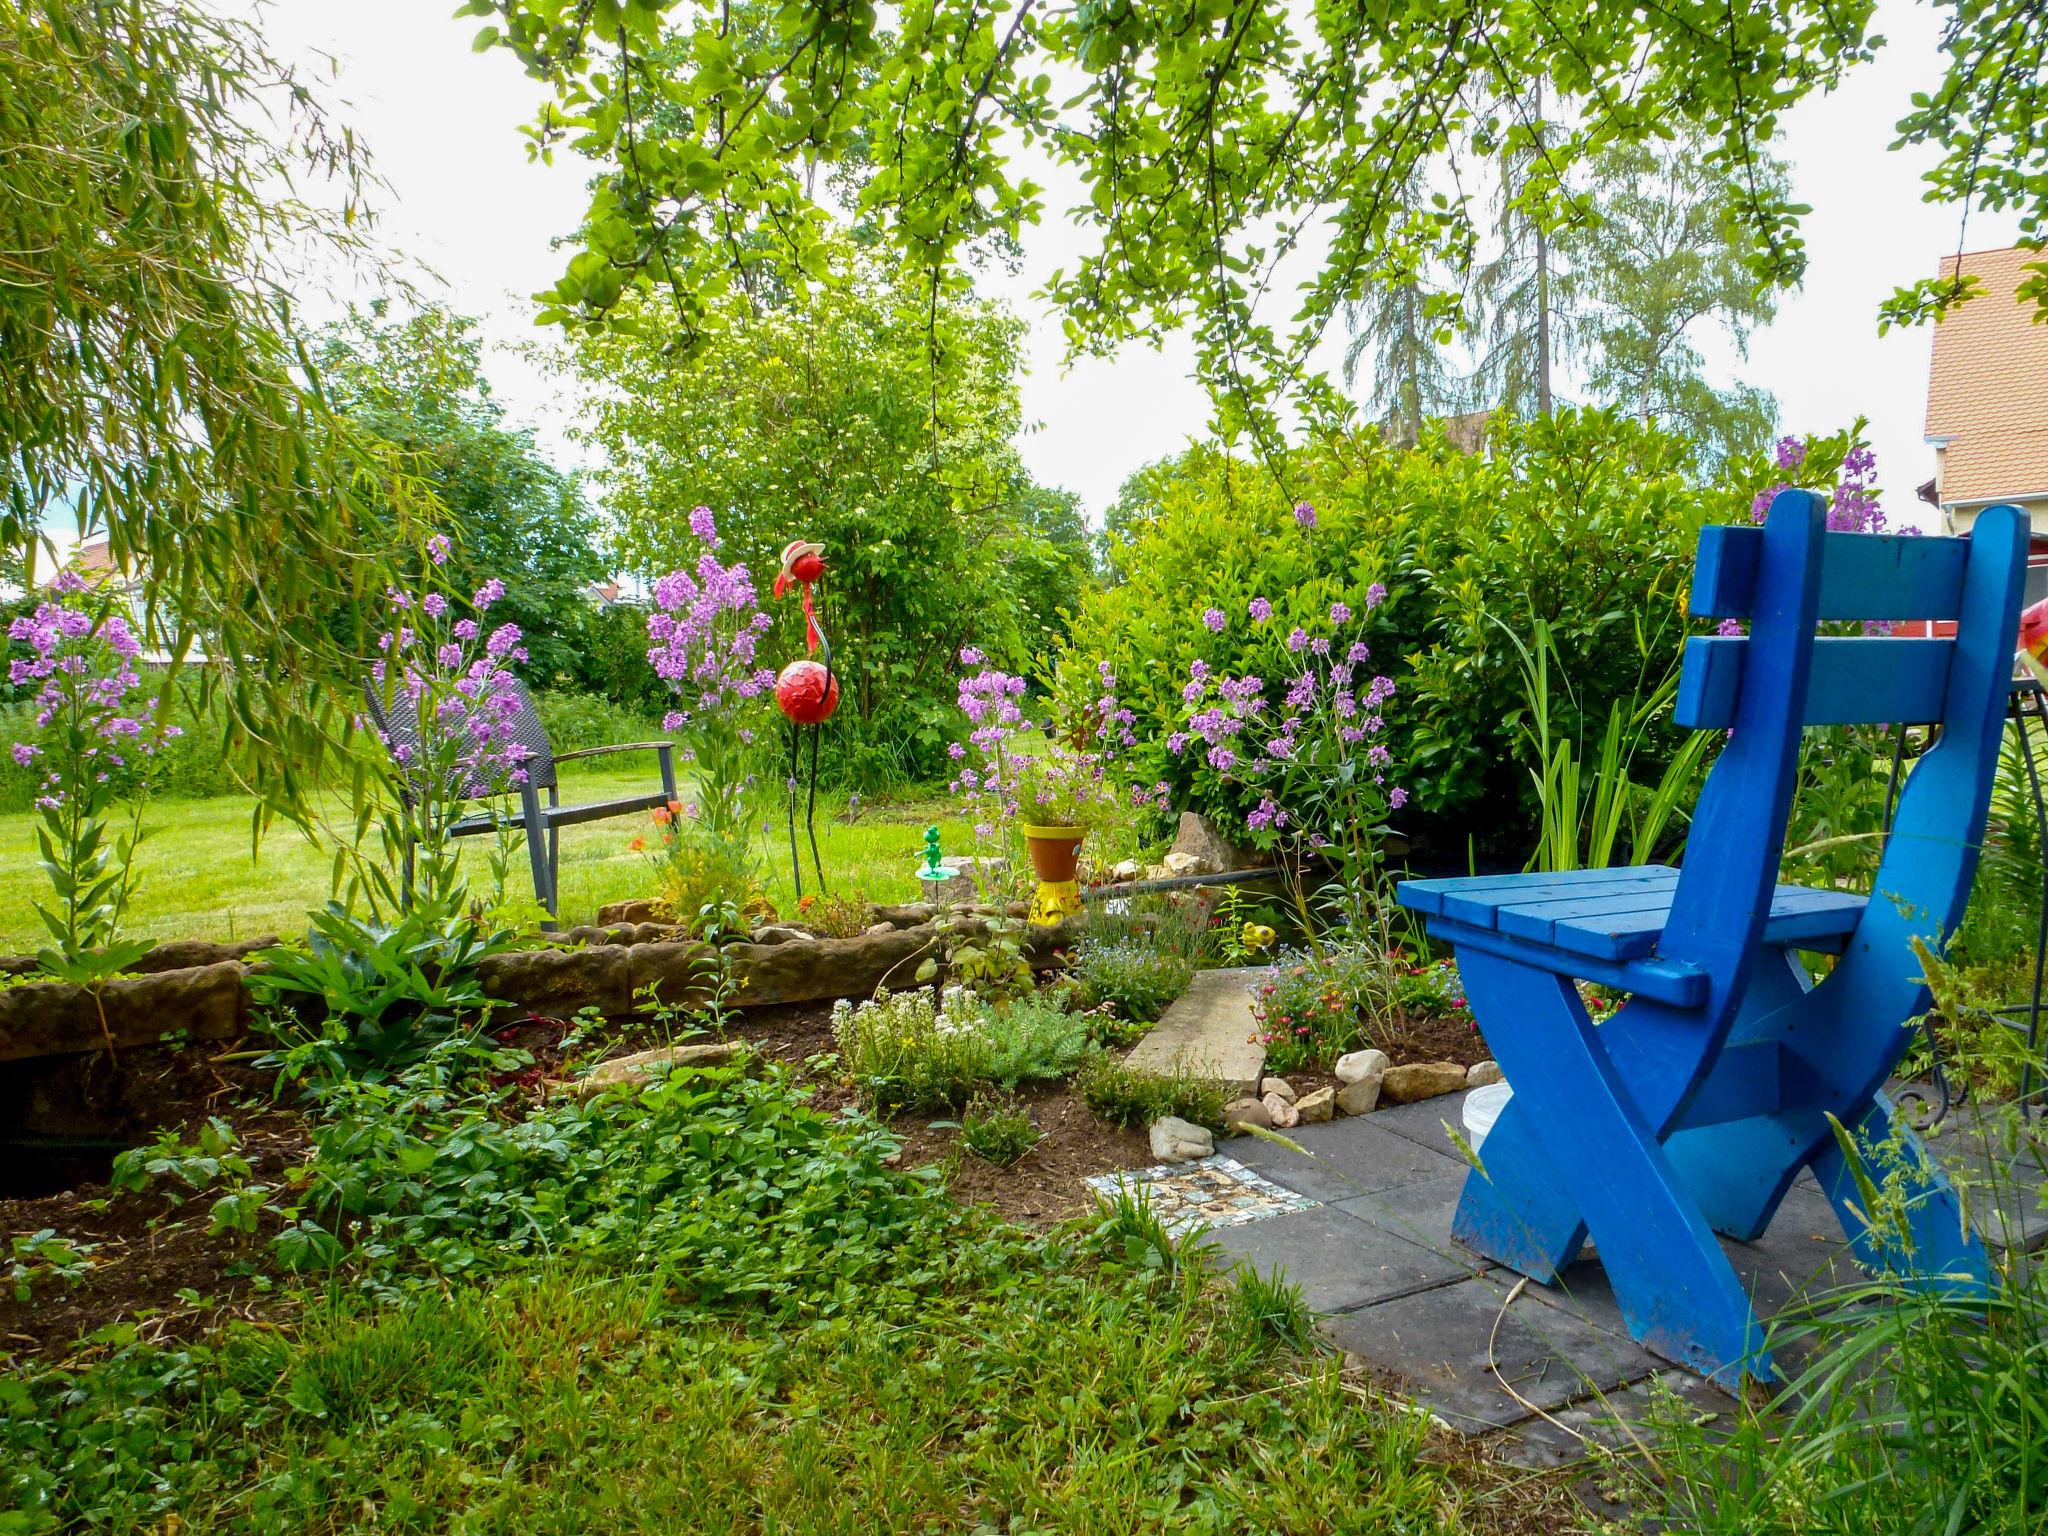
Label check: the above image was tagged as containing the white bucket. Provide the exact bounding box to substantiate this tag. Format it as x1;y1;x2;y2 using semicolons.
1462;1082;1513;1152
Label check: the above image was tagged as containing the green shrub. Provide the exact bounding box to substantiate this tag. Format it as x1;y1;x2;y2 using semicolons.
1076;1052;1225;1132
1065;411;1873;860
531;687;666;754
980;991;1094;1087
1072;938;1195;1030
959;1093;1041;1165
832;987;996;1112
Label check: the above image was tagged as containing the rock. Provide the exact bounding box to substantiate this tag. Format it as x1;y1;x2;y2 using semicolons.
477;945;633;1019
1148;1115;1215;1162
624;940;716;1012
862;921;896;937
1161;811;1265;876
1261;1091;1300;1129
1381;1061;1469;1104
551;1039;745;1096
1334;1076;1383;1116
1261;1075;1299;1103
1296;1086;1335;1123
869;903;935;928
0;961;250;1062
1221;1096;1274;1134
1466;1059;1505;1088
751;925;816;946
130;936;278;975
597;898;669;926
1107;858;1141;881
731;928;932;1006
1335;1048;1390;1086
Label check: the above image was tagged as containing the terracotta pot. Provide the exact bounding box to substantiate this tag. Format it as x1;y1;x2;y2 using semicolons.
1020;822;1085;884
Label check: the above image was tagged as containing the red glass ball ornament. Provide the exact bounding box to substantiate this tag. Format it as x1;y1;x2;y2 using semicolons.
775;659;840;725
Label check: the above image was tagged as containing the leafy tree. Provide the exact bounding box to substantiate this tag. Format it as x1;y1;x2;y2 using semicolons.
1574;139;1783;471
311;304;607;685
565;248;1083;785
1469;86;1595;421
1;0;418;809
466;0;2033;443
1340;169;1473;444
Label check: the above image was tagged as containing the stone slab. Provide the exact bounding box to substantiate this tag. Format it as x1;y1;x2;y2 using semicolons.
1205;1205;1473;1315
1360;1087;1475;1157
1228;1115;1467;1204
1335;1171;1487;1261
1321;1271;1663;1433
1124;966;1267;1095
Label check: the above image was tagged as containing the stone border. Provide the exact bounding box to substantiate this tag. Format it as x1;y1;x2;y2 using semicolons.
0;907;1086;1064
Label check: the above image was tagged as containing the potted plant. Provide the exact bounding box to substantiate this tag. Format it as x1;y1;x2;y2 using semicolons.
1011;745;1108;886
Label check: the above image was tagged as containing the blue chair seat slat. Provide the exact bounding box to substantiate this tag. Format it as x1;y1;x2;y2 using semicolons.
1692;526;1970;621
1676;636;1954;730
1429;874;1866;963
1396;865;1672;919
1437;870;1677;930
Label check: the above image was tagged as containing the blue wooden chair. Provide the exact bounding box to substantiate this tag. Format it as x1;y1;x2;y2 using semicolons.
1396;490;2028;1386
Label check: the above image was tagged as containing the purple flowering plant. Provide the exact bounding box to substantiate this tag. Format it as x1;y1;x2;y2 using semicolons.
644;506;776;853
363;551;536;915
6;573;178;984
1170;601;1406;933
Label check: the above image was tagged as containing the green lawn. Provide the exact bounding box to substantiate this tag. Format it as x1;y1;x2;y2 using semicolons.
0;769;971;951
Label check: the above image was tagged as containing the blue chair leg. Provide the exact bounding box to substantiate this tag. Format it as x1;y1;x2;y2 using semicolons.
1661;949;1815;1242
1458;950;1771;1387
1810;1091;1992;1299
1453;1097;1588;1282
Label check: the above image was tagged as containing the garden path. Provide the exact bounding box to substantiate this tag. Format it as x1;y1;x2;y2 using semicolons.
1105;1088;2048;1468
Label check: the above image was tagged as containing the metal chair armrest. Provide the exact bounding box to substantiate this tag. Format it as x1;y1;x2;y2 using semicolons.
552;740;674;765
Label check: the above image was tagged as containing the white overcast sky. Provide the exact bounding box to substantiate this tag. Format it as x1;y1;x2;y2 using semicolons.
263;0;2023;529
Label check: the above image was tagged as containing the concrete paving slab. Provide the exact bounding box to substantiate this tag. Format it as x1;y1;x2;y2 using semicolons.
1126;966;1266;1095
1321;1272;1662;1433
1335;1171;1486;1260
1203;1205;1471;1315
1358;1088;1474;1157
1224;1114;1467;1203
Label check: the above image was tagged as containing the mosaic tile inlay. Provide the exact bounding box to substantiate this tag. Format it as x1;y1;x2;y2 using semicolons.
1086;1155;1320;1236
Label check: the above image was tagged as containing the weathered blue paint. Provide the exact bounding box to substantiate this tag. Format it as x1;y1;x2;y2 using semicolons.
1394;490;2028;1387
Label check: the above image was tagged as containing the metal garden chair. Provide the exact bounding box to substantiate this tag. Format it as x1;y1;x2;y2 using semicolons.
1397;490;2028;1385
365;676;677;924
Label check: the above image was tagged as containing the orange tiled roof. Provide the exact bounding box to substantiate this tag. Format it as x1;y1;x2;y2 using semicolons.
1925;246;2048;507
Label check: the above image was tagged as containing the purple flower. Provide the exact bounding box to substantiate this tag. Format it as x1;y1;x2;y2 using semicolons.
1774;436;1808;472
1365;583;1387;609
1293;502;1317;529
1202;607;1226;632
960;646;984;666
1347;641;1371;664
1329;602;1351;625
690;505;719;545
1248;597;1272;624
1389;786;1409;810
474;579;506;610
1286;627;1309;653
453;619;479;641
422;593;448;619
1167;731;1191;754
10;742;38;766
427;534;452;566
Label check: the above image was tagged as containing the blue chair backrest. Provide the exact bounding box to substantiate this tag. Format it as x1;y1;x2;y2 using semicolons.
1655;490;2027;1024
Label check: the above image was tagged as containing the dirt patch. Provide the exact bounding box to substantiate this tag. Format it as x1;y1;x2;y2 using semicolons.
0;1046;306;1364
1376;1008;1491;1070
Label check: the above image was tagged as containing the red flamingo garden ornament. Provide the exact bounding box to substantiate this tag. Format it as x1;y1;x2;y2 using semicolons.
773;538;840;898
